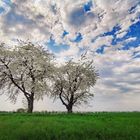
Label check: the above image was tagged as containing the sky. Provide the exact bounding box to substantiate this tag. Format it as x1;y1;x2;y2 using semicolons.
0;0;140;112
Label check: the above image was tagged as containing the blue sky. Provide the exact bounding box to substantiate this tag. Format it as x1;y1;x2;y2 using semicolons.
0;0;140;112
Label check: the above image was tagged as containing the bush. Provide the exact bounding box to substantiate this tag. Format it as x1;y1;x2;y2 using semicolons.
17;108;27;113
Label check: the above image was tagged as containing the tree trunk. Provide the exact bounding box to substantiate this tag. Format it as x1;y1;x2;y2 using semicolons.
27;97;34;113
67;105;73;113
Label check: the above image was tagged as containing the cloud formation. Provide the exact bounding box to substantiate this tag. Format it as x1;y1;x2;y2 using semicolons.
0;0;139;45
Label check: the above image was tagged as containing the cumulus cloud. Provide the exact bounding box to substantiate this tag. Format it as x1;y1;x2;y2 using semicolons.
91;35;113;51
0;0;139;46
92;47;140;102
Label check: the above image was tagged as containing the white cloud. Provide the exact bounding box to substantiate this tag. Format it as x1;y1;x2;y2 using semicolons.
125;37;137;43
116;31;128;39
92;48;140;98
0;0;139;46
58;46;79;58
91;35;113;50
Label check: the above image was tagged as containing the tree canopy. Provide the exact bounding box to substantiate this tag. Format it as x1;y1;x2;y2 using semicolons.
51;55;99;113
0;42;54;112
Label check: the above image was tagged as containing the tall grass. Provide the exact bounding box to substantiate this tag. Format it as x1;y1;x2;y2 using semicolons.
0;112;139;140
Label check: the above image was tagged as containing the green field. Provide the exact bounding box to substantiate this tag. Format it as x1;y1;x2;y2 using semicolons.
0;112;139;140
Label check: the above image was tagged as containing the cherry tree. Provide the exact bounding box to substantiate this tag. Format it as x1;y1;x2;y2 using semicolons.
51;55;99;113
0;42;54;113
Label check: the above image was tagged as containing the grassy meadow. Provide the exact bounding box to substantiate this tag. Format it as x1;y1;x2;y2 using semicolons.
0;112;139;140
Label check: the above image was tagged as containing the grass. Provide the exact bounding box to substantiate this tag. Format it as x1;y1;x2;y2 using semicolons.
0;112;140;140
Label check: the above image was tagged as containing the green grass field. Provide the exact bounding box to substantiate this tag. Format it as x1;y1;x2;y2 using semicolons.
0;112;139;140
